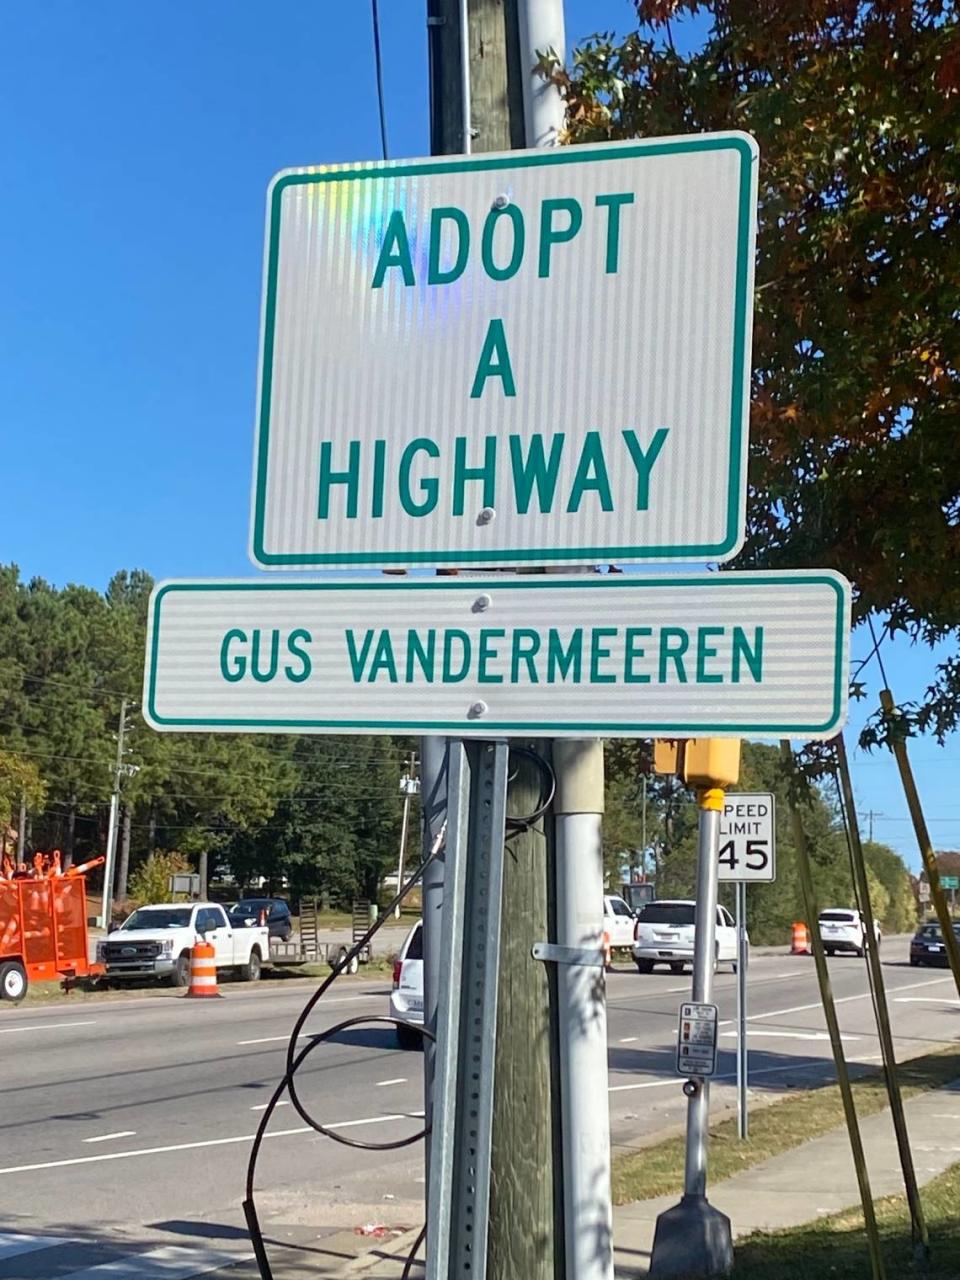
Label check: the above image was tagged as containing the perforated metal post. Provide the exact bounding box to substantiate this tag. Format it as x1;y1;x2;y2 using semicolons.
426;740;509;1280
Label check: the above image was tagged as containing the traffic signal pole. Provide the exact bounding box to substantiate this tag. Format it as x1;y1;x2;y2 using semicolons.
650;741;738;1278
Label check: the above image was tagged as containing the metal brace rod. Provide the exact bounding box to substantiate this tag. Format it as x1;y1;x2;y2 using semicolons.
532;942;605;969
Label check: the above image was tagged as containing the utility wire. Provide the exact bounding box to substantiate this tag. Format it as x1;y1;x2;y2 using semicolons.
371;0;389;159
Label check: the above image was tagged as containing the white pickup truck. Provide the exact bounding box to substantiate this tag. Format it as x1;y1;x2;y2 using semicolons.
98;902;268;986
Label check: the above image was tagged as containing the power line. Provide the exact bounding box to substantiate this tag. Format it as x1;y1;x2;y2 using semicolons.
370;0;390;159
12;671;138;702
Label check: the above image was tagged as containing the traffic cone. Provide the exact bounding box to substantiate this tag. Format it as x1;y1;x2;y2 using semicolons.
602;929;612;971
790;922;810;955
185;939;221;998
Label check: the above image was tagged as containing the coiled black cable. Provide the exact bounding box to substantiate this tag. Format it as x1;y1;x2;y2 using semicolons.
243;826;444;1278
243;745;556;1279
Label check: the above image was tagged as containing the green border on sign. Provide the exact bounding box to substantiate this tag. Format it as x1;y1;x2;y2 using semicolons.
250;135;756;568
146;572;848;736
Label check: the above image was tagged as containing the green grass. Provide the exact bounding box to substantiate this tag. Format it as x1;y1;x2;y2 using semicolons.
612;1046;960;1206
734;1160;960;1279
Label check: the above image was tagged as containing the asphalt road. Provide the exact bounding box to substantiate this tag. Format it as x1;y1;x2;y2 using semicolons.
0;940;956;1278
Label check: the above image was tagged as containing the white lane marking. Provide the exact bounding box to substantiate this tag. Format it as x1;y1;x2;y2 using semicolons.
0;1020;97;1035
59;1245;253;1279
0;1112;425;1176
747;975;954;1023
619;1037;639;1044
376;1077;408;1087
251;1100;290;1111
0;1233;61;1260
720;1030;860;1041
238;1035;293;1045
895;997;955;1004
83;1131;137;1144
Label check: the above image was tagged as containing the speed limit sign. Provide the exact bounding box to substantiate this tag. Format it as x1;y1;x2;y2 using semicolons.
717;793;776;882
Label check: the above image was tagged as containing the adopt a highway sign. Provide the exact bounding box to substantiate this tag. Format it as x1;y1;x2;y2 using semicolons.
717;793;776;882
143;570;850;740
250;134;758;570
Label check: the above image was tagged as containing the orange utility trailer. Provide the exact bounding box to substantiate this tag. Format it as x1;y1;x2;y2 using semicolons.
0;854;105;1002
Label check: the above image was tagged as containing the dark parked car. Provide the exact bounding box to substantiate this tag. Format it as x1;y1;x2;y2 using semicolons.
229;898;293;941
909;920;960;967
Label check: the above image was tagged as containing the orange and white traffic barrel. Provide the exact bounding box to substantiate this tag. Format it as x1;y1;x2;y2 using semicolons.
790;921;811;955
185;939;221;998
602;929;612;971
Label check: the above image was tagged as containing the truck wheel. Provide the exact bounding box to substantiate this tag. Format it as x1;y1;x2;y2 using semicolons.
635;959;654;974
0;961;27;1003
169;953;191;987
338;948;360;975
242;949;262;982
669;962;685;975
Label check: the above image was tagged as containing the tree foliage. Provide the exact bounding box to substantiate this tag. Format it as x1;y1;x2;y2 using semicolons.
555;1;960;732
0;564;409;907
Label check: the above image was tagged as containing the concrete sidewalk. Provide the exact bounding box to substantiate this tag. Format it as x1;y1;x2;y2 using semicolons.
294;1077;960;1278
613;1076;960;1277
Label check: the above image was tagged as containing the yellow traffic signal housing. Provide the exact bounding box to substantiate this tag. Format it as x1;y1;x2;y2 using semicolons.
682;738;741;789
653;739;684;776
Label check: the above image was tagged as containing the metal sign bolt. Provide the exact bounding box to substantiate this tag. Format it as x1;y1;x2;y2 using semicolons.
473;594;493;612
469;701;488;718
477;507;496;525
492;193;509;209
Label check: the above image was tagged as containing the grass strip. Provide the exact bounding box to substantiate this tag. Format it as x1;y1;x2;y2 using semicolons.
733;1159;960;1279
612;1045;960;1206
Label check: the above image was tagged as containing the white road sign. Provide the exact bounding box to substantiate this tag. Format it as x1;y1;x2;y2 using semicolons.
143;571;849;739
250;133;758;570
677;1002;719;1077
717;793;776;882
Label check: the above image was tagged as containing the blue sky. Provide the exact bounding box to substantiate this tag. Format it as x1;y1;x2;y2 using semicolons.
1;2;956;868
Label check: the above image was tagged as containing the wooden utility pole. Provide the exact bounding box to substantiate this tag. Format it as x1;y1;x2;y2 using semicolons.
426;4;560;1276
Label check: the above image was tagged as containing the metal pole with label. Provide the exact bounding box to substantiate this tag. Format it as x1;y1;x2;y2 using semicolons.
684;794;724;1199
650;738;740;1279
716;791;775;1144
735;881;748;1140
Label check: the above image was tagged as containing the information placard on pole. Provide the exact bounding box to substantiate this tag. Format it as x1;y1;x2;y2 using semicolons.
677;1003;719;1078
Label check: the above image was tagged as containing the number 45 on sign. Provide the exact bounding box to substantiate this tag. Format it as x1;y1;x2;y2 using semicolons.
717;793;776;882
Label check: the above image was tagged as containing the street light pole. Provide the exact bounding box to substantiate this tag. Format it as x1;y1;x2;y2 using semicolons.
100;698;129;930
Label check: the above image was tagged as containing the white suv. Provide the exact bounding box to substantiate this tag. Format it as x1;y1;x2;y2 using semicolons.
819;908;881;957
632;899;738;974
390;920;424;1049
